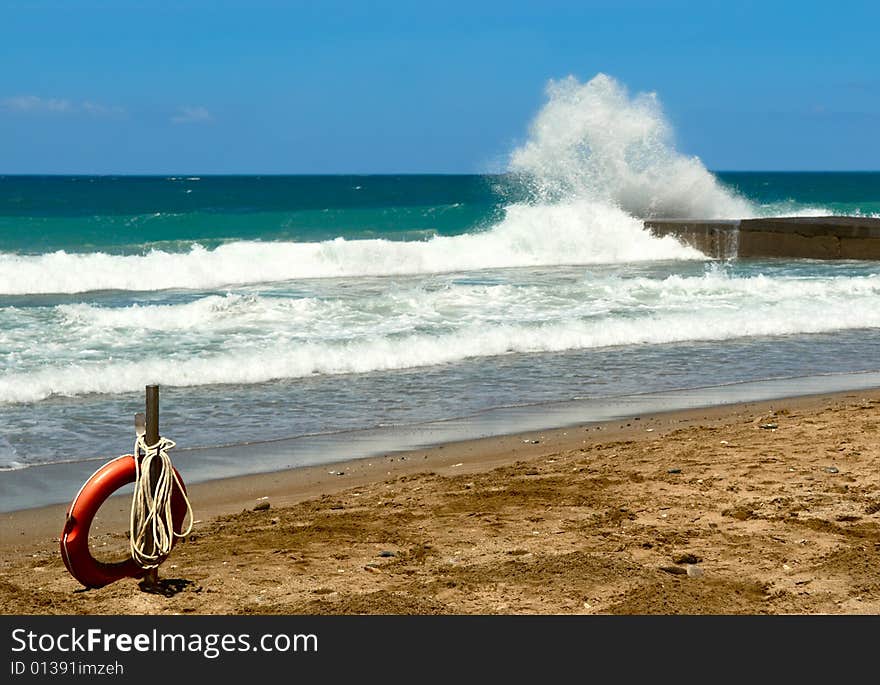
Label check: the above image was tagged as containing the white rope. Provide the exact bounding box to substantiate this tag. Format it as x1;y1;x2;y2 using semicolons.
129;435;194;569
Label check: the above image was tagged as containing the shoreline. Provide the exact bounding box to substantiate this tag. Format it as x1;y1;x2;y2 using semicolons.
2;385;877;552
4;369;880;516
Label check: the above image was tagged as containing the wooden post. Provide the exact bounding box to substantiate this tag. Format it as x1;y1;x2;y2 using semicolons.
144;384;160;586
145;384;159;446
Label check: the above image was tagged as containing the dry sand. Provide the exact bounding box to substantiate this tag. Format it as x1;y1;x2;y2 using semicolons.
1;390;879;615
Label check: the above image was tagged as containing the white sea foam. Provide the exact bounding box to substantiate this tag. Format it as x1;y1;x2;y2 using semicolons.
0;436;22;470
4;303;880;404
3;268;880;403
56;294;262;331
0;201;701;295
48;270;880;332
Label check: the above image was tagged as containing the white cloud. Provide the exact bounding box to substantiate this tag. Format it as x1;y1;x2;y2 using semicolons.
81;101;125;116
0;95;124;116
2;95;72;112
171;106;213;124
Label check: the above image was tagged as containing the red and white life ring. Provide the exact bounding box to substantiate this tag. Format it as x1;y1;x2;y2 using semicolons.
60;454;189;589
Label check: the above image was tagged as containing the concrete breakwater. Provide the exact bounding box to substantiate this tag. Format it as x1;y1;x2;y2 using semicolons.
644;216;880;259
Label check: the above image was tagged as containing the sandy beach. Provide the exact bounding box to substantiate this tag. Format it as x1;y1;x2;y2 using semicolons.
1;388;878;615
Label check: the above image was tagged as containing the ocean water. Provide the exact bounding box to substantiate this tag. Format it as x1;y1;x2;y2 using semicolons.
1;74;879;489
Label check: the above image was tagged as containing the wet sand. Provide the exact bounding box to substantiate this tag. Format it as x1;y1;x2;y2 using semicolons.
1;389;879;614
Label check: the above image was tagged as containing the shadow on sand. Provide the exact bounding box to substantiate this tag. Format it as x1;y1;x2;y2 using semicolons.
137;577;197;597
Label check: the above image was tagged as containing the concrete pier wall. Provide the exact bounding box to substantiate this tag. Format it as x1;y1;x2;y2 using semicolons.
644;216;880;260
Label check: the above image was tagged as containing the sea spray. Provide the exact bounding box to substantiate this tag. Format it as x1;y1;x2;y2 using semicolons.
3;74;761;296
509;73;754;219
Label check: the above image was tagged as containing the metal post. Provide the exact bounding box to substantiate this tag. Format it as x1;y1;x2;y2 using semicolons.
143;384;160;586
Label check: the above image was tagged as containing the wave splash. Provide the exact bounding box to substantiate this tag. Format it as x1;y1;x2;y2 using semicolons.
509;73;754;219
0;73;752;295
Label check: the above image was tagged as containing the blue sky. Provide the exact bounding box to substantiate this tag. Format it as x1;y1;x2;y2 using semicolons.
1;0;878;173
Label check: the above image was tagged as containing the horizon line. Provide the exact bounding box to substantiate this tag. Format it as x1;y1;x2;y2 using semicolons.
1;169;879;177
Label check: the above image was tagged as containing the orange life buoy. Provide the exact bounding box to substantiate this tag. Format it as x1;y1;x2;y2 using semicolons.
60;454;189;589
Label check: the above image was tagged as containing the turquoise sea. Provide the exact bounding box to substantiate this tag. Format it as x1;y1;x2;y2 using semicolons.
1;172;878;256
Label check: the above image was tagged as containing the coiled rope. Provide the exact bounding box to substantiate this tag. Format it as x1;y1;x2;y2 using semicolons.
129;435;194;569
